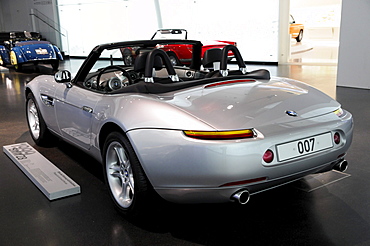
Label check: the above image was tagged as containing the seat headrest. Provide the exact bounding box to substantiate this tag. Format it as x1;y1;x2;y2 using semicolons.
202;48;222;68
134;49;163;72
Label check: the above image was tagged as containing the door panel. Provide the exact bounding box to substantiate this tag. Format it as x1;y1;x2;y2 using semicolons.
54;85;100;150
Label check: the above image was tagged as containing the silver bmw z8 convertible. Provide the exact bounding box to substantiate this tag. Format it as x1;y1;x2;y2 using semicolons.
25;39;353;217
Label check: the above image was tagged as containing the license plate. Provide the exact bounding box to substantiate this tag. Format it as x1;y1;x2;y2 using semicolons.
276;132;333;161
35;48;48;55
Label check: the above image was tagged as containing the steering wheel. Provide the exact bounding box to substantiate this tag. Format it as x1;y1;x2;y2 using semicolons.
96;65;133;90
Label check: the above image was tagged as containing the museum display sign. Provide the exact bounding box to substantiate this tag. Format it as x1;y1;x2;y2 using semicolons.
3;142;80;200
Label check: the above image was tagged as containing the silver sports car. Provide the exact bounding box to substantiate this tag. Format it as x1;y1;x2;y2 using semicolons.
25;39;353;217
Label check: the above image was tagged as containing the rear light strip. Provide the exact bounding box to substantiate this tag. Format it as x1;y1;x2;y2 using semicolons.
204;79;255;88
183;129;255;140
220;177;267;187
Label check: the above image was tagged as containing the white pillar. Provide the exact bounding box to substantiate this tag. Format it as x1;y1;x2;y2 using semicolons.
278;0;290;64
154;0;163;29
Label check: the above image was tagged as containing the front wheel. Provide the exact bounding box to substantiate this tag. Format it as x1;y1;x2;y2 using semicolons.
51;60;59;71
103;132;150;218
26;93;56;146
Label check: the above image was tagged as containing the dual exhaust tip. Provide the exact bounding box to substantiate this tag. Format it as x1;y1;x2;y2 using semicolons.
231;189;250;205
334;159;348;172
231;160;348;205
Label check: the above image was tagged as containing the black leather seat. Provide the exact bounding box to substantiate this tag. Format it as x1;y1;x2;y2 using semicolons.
202;48;222;70
134;49;162;73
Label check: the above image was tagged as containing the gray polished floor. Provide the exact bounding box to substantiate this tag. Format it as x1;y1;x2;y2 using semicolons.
0;61;369;246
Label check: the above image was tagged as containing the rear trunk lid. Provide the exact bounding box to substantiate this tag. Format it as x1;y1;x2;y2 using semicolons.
166;77;340;130
16;41;56;60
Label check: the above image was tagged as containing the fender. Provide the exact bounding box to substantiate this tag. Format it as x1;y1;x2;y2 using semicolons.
52;45;64;61
11;46;27;64
0;45;11;64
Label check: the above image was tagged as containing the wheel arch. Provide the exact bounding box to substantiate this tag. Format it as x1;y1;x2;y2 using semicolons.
166;50;182;65
25;87;33;98
11;47;26;64
52;45;64;60
98;122;155;191
98;122;126;155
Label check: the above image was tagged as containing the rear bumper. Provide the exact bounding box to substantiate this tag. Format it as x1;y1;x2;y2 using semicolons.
20;58;59;64
155;156;345;204
127;111;353;204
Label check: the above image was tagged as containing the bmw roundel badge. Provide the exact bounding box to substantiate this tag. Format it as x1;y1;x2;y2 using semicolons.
286;110;298;117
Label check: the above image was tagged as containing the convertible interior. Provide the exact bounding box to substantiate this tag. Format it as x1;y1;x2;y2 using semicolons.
78;42;270;94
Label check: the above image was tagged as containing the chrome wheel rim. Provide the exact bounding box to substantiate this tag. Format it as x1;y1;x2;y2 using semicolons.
169;56;177;66
27;98;40;140
106;141;134;208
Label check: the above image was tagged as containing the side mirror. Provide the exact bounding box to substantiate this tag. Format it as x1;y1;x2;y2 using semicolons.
54;70;72;83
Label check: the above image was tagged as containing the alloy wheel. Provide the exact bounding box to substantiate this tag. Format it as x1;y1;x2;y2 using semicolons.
27;98;40;140
106;141;135;208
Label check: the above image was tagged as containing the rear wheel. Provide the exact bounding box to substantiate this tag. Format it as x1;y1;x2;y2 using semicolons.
10;51;22;71
26;93;55;146
167;52;181;66
103;132;150;218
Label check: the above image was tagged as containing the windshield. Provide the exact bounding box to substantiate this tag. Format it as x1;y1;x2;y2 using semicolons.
151;29;187;40
90;48;126;72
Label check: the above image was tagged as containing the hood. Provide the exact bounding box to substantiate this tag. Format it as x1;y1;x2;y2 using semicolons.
164;77;340;130
16;41;56;60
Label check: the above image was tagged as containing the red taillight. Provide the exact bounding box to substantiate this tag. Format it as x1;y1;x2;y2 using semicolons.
204;79;255;88
263;150;274;163
334;132;341;144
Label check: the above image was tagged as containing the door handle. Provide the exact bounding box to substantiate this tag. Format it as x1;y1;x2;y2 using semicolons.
82;106;93;113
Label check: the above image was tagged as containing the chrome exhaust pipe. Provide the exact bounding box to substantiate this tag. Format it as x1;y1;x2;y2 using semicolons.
231;189;250;205
334;160;348;172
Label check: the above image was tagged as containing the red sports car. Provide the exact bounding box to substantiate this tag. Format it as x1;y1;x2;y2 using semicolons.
121;29;236;66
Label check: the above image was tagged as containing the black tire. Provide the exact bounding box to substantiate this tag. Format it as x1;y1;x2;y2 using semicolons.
167;52;181;66
26;93;56;146
51;60;59;71
14;63;22;72
296;30;303;42
103;132;150;218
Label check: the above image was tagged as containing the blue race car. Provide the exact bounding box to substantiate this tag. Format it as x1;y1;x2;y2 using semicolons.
0;31;63;71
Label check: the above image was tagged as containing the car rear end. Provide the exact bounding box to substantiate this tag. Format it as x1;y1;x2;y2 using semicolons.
125;78;353;204
14;41;62;64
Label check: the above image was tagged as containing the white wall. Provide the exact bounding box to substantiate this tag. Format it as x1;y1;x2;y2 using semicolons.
58;0;158;56
337;0;370;89
158;0;279;62
57;0;279;62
